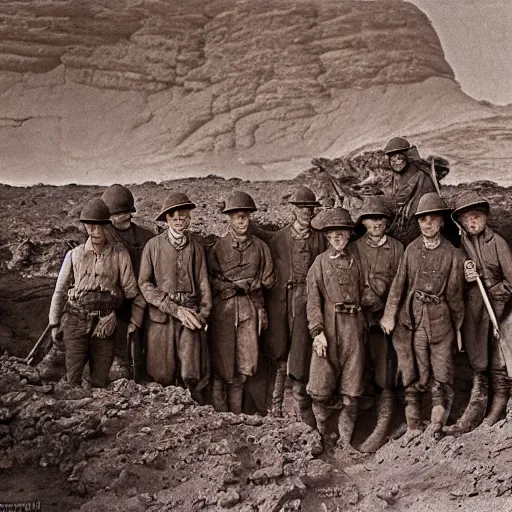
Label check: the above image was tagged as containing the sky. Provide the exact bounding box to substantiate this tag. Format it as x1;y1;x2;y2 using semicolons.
407;0;512;105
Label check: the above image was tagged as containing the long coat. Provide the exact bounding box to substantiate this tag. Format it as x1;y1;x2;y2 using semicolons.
306;247;366;400
388;163;436;246
208;233;274;382
138;232;212;387
264;225;326;381
459;227;512;373
383;236;464;387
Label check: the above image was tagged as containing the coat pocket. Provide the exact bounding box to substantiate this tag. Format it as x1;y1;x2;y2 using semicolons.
148;304;168;324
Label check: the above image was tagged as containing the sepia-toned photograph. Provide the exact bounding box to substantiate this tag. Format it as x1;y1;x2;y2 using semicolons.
1;1;511;510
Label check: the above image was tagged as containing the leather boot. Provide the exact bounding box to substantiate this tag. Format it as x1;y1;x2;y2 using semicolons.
442;384;455;426
228;376;246;415
212;375;228;412
444;373;488;436
36;345;66;381
312;400;330;437
292;380;317;429
271;361;287;417
484;372;510;426
404;387;421;431
360;389;394;453
337;396;358;448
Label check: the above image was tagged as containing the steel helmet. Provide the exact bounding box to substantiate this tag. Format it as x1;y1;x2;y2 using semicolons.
288;186;321;207
79;197;111;224
311;207;354;231
383;137;412;155
414;192;451;218
101;184;136;214
156;192;196;221
452;190;490;219
222;190;257;214
356;196;393;224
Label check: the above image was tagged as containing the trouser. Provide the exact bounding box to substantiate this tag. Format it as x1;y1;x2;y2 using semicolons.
146;318;201;388
62;311;114;388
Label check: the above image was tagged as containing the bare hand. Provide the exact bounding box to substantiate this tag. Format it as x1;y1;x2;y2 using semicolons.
258;309;268;333
51;326;61;344
177;307;203;330
313;332;328;358
127;322;137;335
380;315;395;335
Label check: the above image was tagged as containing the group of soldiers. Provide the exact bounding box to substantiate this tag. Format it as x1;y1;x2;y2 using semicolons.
38;136;512;451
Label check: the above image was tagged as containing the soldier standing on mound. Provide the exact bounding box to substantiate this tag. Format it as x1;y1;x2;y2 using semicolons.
306;208;365;448
380;193;464;437
351;196;404;452
383;137;436;246
445;191;512;435
209;191;274;414
47;197;145;388
264;186;326;426
102;184;154;380
138;193;211;394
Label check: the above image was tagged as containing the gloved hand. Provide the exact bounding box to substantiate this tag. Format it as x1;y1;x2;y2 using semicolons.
258;309;268;334
176;307;204;331
379;314;395;335
313;331;328;358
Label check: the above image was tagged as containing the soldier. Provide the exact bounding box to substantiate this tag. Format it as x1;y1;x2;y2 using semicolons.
380;193;464;437
351;196;404;452
445;191;512;435
47;197;144;388
138;193;211;394
306;208;365;447
209;191;274;414
383;137;436;246
102;184;154;380
264;186;326;426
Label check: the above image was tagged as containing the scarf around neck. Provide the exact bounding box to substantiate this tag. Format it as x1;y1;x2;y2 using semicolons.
167;227;188;250
423;233;441;250
366;233;388;248
290;220;311;240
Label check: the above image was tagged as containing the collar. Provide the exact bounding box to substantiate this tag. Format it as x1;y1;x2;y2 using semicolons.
365;233;388;248
84;237;113;256
422;233;441;250
229;228;252;251
328;246;349;259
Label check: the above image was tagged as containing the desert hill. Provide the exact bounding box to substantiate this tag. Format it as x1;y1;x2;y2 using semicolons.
0;0;510;185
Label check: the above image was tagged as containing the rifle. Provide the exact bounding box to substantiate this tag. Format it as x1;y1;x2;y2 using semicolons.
24;323;51;366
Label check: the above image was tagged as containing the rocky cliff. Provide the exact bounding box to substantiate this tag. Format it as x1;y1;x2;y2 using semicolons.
1;0;507;185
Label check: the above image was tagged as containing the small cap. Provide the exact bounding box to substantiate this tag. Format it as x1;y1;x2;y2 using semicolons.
156;192;196;221
102;184;136;215
414;192;451;218
80;197;111;224
383;136;411;155
222;190;257;214
452;190;490;219
356;196;393;224
288;186;321;207
311;207;354;231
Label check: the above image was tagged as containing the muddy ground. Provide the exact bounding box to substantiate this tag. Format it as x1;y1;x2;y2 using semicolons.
2;156;512;511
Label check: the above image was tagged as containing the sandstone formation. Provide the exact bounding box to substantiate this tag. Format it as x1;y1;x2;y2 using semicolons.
0;0;509;185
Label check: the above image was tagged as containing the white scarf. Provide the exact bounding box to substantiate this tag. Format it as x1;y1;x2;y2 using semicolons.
167;227;188;250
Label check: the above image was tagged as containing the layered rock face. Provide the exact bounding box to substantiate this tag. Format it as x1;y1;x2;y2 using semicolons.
0;0;504;184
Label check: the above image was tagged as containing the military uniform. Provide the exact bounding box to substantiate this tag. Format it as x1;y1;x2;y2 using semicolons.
209;191;274;414
264;186;326;423
446;191;512;435
138;193;211;391
382;193;464;433
306;208;364;445
102;184;154;379
48;198;144;388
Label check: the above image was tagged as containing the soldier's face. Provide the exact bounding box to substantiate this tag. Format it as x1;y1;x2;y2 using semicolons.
111;212;132;230
229;211;251;235
388;153;407;173
292;205;314;228
166;209;191;234
459;209;488;235
326;229;351;252
85;223;108;245
418;214;443;238
362;217;388;238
